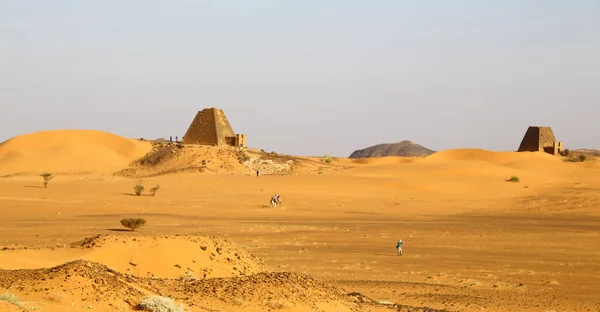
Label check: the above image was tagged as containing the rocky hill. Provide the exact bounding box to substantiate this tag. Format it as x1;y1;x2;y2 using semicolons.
349;140;435;158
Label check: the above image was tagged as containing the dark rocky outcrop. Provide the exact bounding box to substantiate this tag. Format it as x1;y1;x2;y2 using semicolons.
349;141;435;158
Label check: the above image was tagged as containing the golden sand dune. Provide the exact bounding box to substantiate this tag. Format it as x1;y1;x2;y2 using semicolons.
0;130;151;176
0;234;267;279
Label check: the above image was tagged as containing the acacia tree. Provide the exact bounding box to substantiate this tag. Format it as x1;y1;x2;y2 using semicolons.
40;173;53;188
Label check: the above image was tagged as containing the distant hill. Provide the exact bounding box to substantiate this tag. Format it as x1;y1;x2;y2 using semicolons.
349;141;436;159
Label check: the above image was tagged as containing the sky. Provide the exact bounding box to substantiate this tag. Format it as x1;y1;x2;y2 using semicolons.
1;1;599;157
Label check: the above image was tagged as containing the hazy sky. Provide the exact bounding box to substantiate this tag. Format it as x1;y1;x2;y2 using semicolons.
1;1;599;157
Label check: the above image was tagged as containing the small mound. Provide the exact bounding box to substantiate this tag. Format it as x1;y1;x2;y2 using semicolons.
0;130;151;175
349;140;435;158
70;234;269;279
0;234;268;280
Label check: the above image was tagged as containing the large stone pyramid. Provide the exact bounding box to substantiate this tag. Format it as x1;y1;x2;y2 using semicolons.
182;108;240;146
517;126;563;155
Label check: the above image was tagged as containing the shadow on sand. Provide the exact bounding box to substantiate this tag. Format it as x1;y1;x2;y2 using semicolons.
120;193;141;196
24;185;44;189
105;228;133;232
120;193;155;197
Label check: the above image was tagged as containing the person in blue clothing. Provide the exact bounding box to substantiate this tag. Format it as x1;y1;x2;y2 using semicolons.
396;239;403;256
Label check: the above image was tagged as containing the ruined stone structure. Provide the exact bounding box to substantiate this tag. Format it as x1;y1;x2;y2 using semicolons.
517;126;563;156
182;108;247;148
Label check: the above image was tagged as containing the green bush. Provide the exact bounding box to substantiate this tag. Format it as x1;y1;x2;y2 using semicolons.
323;154;333;163
134;184;145;196
120;218;147;231
508;176;520;183
579;154;587;162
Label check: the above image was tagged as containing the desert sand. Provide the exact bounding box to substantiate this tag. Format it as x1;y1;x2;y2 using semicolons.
0;130;599;311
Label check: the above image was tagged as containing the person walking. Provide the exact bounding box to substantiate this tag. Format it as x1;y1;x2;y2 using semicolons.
396;239;403;256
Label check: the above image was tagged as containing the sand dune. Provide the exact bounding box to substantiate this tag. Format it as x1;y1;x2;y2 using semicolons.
423;148;561;164
330;148;595;201
342;148;563;176
0;130;151;176
0;234;267;279
0;236;360;312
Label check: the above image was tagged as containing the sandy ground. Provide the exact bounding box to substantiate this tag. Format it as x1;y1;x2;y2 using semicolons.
0;130;599;311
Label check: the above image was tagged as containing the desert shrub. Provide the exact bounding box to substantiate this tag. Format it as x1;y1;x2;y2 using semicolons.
508;176;520;183
40;172;53;188
134;184;145;196
0;293;24;309
323;154;333;163
138;295;183;312
120;218;147;231
149;185;160;196
578;154;587;162
562;148;570;156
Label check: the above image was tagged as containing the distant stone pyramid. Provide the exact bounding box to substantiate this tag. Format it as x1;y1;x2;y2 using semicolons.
182;108;246;147
517;126;562;156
